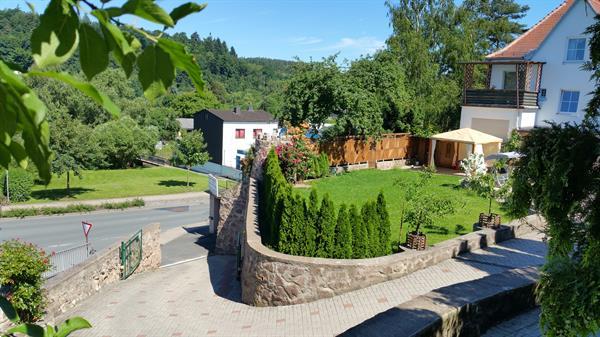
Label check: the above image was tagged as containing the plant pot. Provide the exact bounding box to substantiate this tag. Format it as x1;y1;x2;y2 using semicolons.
406;231;427;251
479;213;501;229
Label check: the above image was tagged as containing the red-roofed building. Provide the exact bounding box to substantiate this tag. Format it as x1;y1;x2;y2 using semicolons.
460;0;599;139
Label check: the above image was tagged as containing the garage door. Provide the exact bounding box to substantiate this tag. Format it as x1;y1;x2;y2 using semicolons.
471;118;510;140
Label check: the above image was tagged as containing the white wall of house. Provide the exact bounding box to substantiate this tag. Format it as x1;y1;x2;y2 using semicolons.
221;121;279;168
532;0;596;126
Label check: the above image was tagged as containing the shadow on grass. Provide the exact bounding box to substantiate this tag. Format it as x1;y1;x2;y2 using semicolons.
31;187;95;201
158;180;196;187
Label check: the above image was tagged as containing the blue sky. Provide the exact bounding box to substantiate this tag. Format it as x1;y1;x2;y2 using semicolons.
2;0;564;61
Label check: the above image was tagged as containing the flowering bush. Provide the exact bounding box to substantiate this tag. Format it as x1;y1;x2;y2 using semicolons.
459;153;486;186
0;240;51;322
275;138;313;183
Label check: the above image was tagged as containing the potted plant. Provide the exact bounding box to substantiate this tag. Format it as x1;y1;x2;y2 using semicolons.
399;167;457;251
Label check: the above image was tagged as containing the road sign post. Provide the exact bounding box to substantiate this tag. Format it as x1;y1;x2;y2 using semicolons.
82;221;93;250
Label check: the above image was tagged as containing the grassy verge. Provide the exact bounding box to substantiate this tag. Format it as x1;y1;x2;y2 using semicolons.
295;168;511;246
0;199;145;218
24;166;216;204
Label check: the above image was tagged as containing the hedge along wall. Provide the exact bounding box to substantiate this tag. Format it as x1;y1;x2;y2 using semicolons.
260;148;391;259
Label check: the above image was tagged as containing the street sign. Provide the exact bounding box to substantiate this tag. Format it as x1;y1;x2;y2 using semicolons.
208;174;219;197
82;221;93;242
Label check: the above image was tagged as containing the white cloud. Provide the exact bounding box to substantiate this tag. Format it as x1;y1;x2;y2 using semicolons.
289;36;324;46
314;36;385;55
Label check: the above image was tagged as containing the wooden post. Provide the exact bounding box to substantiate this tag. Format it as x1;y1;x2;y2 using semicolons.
515;63;520;108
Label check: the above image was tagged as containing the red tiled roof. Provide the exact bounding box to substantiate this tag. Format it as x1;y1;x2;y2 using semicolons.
487;0;600;60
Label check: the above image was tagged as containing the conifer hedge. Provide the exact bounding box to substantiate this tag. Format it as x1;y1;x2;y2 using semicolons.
260;148;392;259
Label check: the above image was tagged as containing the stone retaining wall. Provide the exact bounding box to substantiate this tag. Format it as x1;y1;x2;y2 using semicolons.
215;182;248;255
340;267;540;337
241;177;544;306
44;223;161;320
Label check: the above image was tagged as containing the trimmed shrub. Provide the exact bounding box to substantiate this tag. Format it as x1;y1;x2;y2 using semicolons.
318;153;330;178
303;189;319;256
0;240;51;322
278;194;295;254
1;168;34;202
315;194;336;257
353;204;368;258
334;204;353;259
376;192;392;255
290;194;307;256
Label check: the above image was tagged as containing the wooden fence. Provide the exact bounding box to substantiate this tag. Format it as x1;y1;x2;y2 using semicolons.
319;133;430;167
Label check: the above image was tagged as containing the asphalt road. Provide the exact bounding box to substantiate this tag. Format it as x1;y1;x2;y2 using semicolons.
0;201;210;255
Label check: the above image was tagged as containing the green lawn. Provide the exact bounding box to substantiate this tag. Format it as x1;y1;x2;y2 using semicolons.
295;168;510;246
25;167;226;204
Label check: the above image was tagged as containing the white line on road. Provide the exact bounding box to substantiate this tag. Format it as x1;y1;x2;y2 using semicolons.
160;255;207;268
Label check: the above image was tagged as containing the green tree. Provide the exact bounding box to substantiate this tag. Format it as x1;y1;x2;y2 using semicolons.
376;192;392;256
49;114;100;194
365;202;380;257
334;204;353;259
165;90;221;117
277;193;294;254
506;17;600;337
93;116;158;169
171;130;210;187
282;56;345;130
315;194;336;257
462;0;530;54
0;0;207;183
289;194;307;256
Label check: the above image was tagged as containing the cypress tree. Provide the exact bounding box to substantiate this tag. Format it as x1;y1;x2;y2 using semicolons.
278;193;294;254
353;204;368;258
289;194;306;255
334;204;353;259
366;202;380;257
304;189;319;256
316;194;336;257
376;192;392;256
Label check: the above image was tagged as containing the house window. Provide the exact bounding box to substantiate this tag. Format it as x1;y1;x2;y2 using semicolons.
253;129;263;138
566;38;586;61
235;129;245;139
559;90;580;113
503;72;517;90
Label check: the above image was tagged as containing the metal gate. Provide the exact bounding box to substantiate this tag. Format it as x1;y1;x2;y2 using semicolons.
120;229;142;280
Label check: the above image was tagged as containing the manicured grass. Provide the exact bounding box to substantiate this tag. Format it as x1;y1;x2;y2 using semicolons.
24;167;220;204
295;168;510;246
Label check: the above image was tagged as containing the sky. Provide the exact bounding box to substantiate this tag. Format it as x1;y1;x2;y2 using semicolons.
1;0;566;61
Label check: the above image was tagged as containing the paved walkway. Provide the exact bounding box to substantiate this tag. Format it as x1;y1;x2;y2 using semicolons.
60;231;546;337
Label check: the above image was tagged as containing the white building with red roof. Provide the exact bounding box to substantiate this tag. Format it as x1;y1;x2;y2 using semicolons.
460;0;600;139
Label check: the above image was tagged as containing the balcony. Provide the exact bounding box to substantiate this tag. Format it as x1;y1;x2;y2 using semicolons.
461;60;545;110
464;89;539;108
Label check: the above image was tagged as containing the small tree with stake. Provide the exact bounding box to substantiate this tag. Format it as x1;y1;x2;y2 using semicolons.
472;161;507;228
171;130;209;187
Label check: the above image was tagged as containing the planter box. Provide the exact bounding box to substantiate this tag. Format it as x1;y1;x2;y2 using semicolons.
479;213;501;229
406;232;427;250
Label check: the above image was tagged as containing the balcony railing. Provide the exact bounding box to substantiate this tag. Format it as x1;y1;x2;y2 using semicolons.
464;89;539;109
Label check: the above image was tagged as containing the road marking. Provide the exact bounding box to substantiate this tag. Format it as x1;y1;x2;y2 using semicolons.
160;255;207;268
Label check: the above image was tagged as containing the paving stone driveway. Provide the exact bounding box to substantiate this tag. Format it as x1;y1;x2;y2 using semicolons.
62;232;546;337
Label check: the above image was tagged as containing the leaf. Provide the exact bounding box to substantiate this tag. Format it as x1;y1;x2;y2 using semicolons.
169;2;207;25
157;38;204;93
0;296;18;323
137;44;175;100
92;9;135;77
6;324;45;337
29;71;120;117
30;0;79;68
0;60;52;183
78;23;109;81
55;317;92;337
117;0;174;27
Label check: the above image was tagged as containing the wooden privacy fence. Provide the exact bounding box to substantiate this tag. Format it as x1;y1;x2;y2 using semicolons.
319;133;429;167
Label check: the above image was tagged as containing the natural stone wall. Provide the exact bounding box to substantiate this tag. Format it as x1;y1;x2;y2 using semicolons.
340;267;540;337
241;177;544;306
44;223;161;320
215;182;247;255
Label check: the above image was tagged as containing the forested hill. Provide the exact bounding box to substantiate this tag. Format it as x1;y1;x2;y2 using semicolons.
0;7;293;116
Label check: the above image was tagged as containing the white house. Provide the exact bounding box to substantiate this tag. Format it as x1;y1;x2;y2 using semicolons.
193;107;279;168
460;0;600;139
